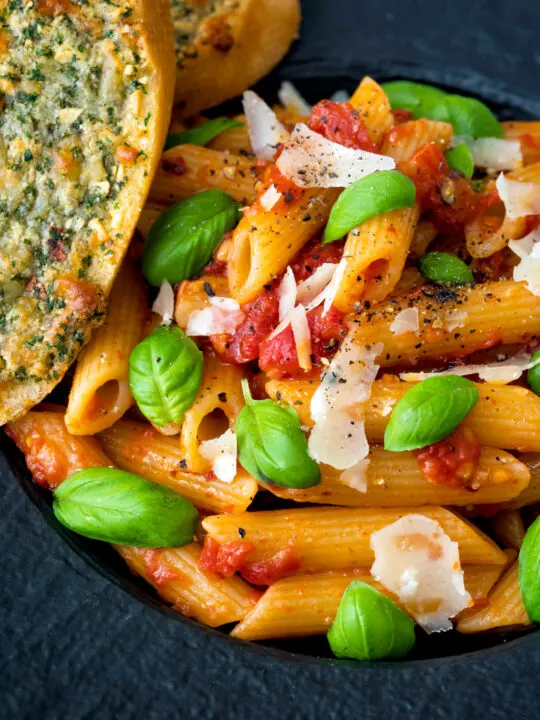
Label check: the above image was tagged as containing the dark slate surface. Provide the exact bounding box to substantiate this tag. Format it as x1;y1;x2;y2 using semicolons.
2;0;540;717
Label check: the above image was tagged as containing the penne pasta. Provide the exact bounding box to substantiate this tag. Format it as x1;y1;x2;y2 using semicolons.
260;446;529;507
409;219;438;258
180;356;245;473
98;419;257;513
457;560;531;633
65;262;147;435
350;280;540;368
231;565;505;641
202;506;508;572
503;121;540;165
499;453;540;509
149;145;261;206
348;77;394;146
117;544;258;627
490;510;526;550
138;202;166;238
267;377;540;452
381;119;454;161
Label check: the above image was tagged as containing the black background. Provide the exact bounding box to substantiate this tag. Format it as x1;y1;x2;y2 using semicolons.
2;1;540;717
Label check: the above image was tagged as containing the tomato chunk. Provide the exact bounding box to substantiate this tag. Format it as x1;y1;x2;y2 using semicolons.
308;100;378;152
413;427;481;489
198;537;255;578
261;164;304;208
290;237;345;282
240;547;301;586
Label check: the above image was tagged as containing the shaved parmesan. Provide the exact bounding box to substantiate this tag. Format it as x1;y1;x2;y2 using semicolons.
242;90;289;161
290;304;312;371
390;307;419;335
452;136;522;171
278;266;297;321
444;309;468;332
400;351;540;385
186;296;245;336
322;257;347;315
259;184;282;211
329;89;351;104
296;263;338;306
509;227;540;296
370;515;471;632
199;429;237;483
339;458;370;493
278;81;312;116
276;123;395;188
308;337;383;469
152;280;174;325
496;172;540;220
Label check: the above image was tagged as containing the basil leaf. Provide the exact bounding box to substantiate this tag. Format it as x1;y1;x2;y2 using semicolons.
383;80;503;138
382;80;448;119
323;170;417;244
129;326;203;427
384;376;479;452
519;515;540;622
164;117;244;151
527;350;540;396
445;144;474;179
142;190;242;286
235;379;321;488
327;581;416;661
419;252;474;285
53;467;199;547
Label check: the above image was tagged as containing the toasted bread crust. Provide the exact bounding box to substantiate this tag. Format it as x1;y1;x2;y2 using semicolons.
0;0;175;424
173;0;300;116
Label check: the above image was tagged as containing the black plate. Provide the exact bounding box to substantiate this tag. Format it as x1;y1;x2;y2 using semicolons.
3;68;538;668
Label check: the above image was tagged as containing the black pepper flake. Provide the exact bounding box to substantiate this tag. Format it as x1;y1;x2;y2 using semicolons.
276;391;282;401
218;391;227;402
178;459;187;469
203;281;215;297
238;527;246;538
302;213;312;222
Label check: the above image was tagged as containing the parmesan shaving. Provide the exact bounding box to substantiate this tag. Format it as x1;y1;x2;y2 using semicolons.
308;337;383;469
329;89;351;104
199;429;237;483
278;81;312;116
278;266;297;321
276;123;395;188
186;296;245;336
296;263;339;306
370;515;471;632
259;184;283;211
322;257;347;315
452;136;522;171
509;227;540;296
390;308;419;335
496;172;540;220
339;458;370;493
400;351;540;385
290;304;312;371
152;280;174;325
242;90;289;161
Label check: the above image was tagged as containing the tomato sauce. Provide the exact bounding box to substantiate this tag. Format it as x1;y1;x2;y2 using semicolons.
308;100;378;152
413;427;481;489
261;163;304;209
400;143;489;233
290;237;345;281
240;547;301;586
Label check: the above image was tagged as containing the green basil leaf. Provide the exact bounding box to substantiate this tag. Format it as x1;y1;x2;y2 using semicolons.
327;581;416;661
445;143;474;179
142;189;242;286
384;376;479;452
53;467;199;547
526;350;540;396
322;170;416;244
164;117;244;151
519;515;540;622
382;81;503;139
419;252;474;285
129;326;203;427
235;379;320;488
382;80;448;120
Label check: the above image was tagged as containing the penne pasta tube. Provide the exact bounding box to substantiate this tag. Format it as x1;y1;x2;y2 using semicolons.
117;544;258;627
348;77;394;146
409;219;438;258
260;446;529;507
5;410;112;489
499;453;540;509
231;565;504;641
381;119;454;161
174;276;230;330
350;280;540;368
490;510;526;550
333;204;420;310
465;163;540;259
98;419;257;513
228;188;340;304
503;121;540;165
267;377;540;452
180;355;245;473
457;560;531;633
65;262;147;435
209;122;252;155
202;506;508;572
149;145;261;206
138;202;166;238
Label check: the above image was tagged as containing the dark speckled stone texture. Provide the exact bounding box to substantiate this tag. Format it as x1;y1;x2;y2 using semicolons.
2;1;540;717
